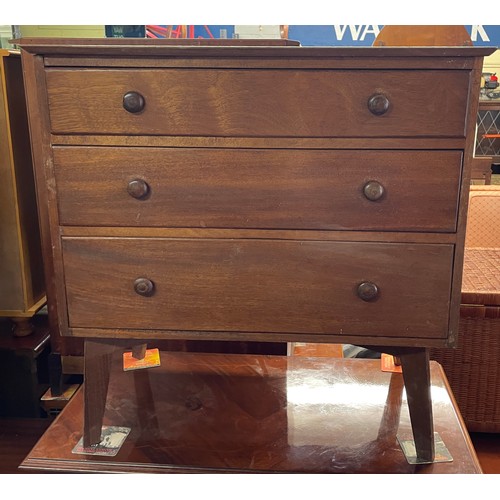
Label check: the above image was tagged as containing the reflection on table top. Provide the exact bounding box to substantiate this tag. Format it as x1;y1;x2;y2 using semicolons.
21;352;481;474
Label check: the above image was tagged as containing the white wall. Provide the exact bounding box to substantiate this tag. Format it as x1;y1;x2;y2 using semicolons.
234;25;281;39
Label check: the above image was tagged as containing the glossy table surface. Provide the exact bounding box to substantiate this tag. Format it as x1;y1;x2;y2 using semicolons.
21;352;482;473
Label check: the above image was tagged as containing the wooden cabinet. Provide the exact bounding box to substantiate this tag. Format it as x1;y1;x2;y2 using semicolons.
0;49;45;335
472;101;500;183
17;38;493;463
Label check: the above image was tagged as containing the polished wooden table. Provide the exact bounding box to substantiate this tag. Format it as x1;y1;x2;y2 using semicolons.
21;352;481;473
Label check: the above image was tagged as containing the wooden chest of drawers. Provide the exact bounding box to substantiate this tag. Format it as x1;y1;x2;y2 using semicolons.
18;38;494;463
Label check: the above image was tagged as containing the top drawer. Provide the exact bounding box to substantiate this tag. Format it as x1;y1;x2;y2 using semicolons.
45;69;470;137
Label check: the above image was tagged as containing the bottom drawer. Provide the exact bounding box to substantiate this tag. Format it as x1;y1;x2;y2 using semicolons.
62;237;454;339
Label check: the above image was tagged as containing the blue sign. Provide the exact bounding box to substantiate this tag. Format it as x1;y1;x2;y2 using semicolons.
287;25;500;47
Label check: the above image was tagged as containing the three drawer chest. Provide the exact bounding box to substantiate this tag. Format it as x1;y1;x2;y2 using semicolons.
17;38;494;463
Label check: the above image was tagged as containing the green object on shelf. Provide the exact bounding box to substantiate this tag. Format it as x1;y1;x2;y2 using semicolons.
105;26;145;38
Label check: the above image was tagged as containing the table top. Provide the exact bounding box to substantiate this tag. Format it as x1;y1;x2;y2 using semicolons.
21;351;481;473
462;248;500;306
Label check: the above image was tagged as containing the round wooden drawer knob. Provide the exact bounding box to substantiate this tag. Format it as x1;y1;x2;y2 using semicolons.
127;179;150;200
357;282;379;302
123;91;145;113
363;181;385;201
367;94;390;116
134;278;155;297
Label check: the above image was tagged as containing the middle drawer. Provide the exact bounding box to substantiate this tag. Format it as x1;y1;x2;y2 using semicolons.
53;147;462;232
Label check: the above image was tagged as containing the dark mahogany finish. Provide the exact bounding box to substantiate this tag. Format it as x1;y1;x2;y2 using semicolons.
17;38;493;465
53;148;463;232
45;68;470;137
61;237;454;338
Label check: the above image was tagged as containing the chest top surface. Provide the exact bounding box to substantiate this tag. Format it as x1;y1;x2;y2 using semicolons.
13;37;495;56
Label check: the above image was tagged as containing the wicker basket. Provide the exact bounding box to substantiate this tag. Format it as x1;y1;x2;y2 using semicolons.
430;306;500;432
430;186;500;433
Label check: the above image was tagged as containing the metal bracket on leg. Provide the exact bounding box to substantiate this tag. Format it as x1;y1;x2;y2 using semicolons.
397;432;453;464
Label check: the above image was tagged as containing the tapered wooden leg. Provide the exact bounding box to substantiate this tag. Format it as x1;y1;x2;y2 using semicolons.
377;373;404;443
11;317;35;337
132;343;148;360
399;348;435;462
48;352;63;397
83;339;116;447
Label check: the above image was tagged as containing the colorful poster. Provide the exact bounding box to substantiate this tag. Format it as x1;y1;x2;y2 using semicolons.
146;25;235;39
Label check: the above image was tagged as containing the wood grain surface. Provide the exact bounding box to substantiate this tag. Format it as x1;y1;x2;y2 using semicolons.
62;237;454;338
45;69;469;137
53;147;462;232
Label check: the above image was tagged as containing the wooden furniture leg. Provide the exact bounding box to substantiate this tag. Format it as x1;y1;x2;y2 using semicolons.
48;352;63;397
361;345;435;462
83;339;116;447
132;343;148;360
399;348;435;462
11;317;35;337
377;372;404;444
